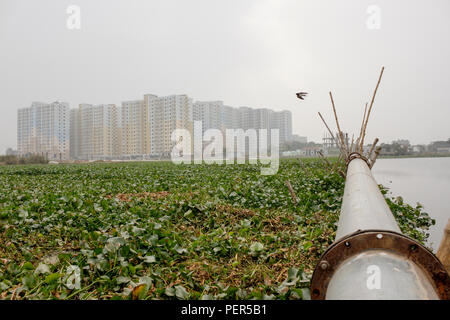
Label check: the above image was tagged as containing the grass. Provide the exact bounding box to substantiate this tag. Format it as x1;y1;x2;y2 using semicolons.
0;159;434;300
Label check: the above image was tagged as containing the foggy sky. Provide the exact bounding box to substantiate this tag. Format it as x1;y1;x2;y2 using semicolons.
1;0;449;154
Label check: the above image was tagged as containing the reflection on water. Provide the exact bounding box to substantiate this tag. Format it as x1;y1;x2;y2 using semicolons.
373;157;450;252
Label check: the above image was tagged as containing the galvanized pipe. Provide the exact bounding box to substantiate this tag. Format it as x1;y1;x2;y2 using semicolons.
335;158;401;240
326;250;439;299
313;158;446;300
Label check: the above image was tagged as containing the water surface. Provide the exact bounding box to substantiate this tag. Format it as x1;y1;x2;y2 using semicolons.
373;157;450;252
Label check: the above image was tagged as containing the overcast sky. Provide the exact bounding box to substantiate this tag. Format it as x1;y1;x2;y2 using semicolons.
1;0;449;153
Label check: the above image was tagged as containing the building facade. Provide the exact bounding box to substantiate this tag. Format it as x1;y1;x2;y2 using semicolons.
17;101;70;160
18;96;294;161
70;104;120;160
147;94;193;157
70;108;81;159
193;104;292;143
270;110;292;144
121;99;149;157
193;101;223;133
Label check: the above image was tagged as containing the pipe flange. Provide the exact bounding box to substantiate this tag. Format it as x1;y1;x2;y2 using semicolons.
310;229;450;300
346;152;370;167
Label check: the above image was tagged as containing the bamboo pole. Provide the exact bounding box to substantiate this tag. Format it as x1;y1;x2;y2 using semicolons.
318;112;337;144
360;67;385;151
437;219;450;273
367;138;379;159
358;103;368;153
345;133;349;152
329;92;347;156
369;146;382;168
350;134;354;153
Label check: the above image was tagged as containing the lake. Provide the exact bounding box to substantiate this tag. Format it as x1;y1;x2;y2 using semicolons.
373;157;450;252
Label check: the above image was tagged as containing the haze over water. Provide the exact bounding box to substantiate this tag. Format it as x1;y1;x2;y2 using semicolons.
373;157;450;252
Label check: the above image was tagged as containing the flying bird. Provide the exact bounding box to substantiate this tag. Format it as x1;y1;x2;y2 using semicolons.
296;92;308;100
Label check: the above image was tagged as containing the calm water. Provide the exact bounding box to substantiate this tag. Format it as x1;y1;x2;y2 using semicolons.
373;157;450;252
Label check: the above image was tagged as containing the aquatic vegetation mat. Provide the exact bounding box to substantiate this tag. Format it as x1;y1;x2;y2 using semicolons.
0;159;434;299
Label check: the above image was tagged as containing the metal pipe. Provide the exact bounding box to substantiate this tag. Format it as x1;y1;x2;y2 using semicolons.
336;158;400;240
326;250;439;299
311;158;449;300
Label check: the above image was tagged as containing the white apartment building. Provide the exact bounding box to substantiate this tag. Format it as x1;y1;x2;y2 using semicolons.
70;108;81;159
121;99;149;157
238;106;254;130
19;96;293;161
193;101;226;133
192;102;293;152
193;103;293;143
221;105;241;130
70;104;120;160
17;101;70;160
147;94;193;157
118;94;194;158
253;108;272;130
270;110;292;144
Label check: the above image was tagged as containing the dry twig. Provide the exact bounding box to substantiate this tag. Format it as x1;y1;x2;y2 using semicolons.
360;67;385;151
285;180;299;204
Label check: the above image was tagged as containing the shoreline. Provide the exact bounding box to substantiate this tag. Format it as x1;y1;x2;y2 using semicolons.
379;154;450;159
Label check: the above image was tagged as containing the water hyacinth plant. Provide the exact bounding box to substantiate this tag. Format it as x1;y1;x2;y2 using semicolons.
0;159;434;299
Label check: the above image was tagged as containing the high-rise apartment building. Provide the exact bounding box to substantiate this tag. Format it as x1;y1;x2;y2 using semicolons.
147;94;193;156
221;105;241;130
253;108;272;130
270;110;292;144
121;99;149;157
193;101;226;133
238;106;254;130
17;101;70;160
193;103;293;144
70;104;120;160
18;95;293;160
70;108;81;159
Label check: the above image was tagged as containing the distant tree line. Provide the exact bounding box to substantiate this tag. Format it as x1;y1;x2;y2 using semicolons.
281;138;450;157
0;155;49;165
379;138;450;156
281;141;320;152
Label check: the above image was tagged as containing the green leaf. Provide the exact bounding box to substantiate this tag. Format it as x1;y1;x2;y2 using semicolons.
22;262;34;270
142;255;156;263
18;208;28;218
22;274;36;289
165;287;175;297
287;267;298;282
45;273;62;284
138;276;153;288
175;285;190;300
303;241;313;251
174;245;187;254
116;276;131;284
250;242;264;252
35;263;51;275
184;210;193;218
249;242;264;256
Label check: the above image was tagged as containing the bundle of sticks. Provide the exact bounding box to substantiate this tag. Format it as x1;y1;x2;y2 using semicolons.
286;67;385;204
318;66;385;171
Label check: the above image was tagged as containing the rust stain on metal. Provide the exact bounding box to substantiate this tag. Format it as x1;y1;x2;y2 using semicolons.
310;229;450;300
